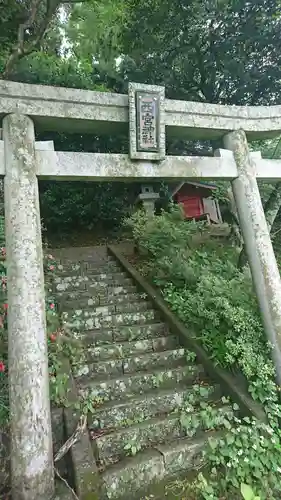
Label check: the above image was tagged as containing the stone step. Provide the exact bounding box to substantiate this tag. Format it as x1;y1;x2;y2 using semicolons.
89;384;220;431
73;348;186;379
86;270;128;280
114;301;152;314
82;256;118;267
55;261;120;276
58;292;148;311
54;271;128;284
77;365;204;403
101;434;209;499
95;414;184;466
63;309;160;331
123;348;186;374
55;276;133;293
60;300;152;315
82;322;170;345
85;335;180;361
53;253;115;264
63;305;156;322
97;401;232;467
55;284;138;299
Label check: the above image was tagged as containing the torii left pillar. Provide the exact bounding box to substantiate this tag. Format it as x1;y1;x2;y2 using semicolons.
3;114;54;500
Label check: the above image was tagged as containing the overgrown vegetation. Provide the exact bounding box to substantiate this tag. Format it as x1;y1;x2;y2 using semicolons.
125;207;281;499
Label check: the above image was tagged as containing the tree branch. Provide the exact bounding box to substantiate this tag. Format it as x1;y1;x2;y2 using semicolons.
3;0;45;78
18;0;42;50
3;0;89;79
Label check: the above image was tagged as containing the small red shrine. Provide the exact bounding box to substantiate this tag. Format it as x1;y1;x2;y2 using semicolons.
172;181;222;223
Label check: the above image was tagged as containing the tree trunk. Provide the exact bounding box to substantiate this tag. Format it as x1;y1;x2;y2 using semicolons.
238;182;281;269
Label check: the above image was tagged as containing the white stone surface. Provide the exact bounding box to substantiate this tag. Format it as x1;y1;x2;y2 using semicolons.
165;98;281;139
1;138;281;181
35;151;238;180
2;79;281;139
0;141;4;175
251;158;281;181
3;114;54;499
32;149;281;182
0;80;127;134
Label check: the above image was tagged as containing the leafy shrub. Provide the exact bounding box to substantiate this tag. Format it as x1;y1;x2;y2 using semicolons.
125;207;281;499
124;206;273;387
40;181;134;233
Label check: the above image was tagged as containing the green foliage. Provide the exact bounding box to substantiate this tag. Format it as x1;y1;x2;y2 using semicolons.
9;52;107;90
3;0;281;244
0;218;5;247
120;0;281;106
179;393;236;438
125;207;272;383
197;414;281;499
124;206;203;287
0;0;67;78
125;207;281;498
40;181;135;233
67;0;127;64
124;435;142;456
241;484;260;500
0;0;52;54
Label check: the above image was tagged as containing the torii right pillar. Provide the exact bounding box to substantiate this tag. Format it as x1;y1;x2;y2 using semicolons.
223;129;281;385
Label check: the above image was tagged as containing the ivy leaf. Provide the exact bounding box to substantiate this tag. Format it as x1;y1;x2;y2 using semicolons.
223;418;232;430
226;434;235;445
241;483;255;500
208;437;218;450
197;472;208;486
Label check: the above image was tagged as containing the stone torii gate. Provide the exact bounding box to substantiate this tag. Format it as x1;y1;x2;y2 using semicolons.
2;80;281;499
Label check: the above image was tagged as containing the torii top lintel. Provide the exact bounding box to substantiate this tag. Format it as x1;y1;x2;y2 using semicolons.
1;79;281;142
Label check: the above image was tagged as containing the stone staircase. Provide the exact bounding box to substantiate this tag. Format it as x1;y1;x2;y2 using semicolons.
53;247;232;499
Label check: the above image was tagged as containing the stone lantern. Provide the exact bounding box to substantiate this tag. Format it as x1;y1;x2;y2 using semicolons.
136;185;159;216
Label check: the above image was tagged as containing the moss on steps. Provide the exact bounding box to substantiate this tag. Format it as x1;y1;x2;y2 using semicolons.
53;250;242;500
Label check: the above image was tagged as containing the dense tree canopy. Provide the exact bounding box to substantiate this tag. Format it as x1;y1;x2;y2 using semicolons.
118;0;281;104
3;0;281;105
